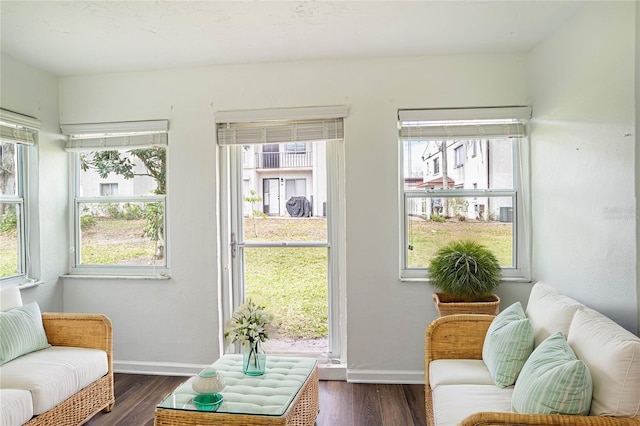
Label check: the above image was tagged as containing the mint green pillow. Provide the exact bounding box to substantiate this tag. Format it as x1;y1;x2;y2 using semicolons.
482;301;534;387
512;332;592;415
0;302;50;365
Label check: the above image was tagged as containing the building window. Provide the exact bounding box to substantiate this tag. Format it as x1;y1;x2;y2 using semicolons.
100;183;118;196
433;157;440;174
454;145;465;167
61;120;169;275
399;106;531;281
0;109;40;285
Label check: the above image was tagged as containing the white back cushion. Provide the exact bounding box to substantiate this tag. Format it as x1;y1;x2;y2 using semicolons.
0;287;23;312
525;282;584;347
567;308;640;417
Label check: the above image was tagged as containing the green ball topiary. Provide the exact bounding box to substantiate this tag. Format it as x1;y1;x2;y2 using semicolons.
429;240;502;301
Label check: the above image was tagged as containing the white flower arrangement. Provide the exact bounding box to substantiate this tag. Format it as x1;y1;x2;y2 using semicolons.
224;299;274;347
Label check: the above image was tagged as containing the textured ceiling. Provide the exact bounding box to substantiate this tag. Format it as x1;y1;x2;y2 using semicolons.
1;1;583;77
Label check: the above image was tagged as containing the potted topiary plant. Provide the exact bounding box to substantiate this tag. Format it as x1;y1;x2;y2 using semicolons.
429;239;502;316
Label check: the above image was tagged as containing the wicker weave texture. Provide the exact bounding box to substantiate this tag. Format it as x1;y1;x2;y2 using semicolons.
432;293;500;316
24;313;115;426
424;315;640;426
154;367;319;426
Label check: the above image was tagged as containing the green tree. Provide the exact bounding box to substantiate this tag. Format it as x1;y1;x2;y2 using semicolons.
80;147;166;259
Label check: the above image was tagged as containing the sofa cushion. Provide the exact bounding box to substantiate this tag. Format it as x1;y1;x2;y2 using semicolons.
525;282;585;347
567;307;640;417
429;359;494;388
0;302;50;365
0;346;108;415
432;384;513;426
0;389;33;426
0;287;23;312
512;332;592;415
482;301;534;387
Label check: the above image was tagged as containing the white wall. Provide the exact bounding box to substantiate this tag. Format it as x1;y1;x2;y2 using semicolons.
1;54;67;312
529;1;638;333
57;54;530;379
5;0;637;380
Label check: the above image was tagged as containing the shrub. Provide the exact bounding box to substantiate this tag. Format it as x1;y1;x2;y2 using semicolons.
430;214;446;223
0;211;17;234
429;239;502;301
80;215;96;229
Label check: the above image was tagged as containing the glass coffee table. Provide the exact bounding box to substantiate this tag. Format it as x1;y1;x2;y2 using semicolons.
155;354;319;425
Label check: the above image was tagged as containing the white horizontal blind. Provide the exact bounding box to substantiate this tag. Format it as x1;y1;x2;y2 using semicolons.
61;120;169;152
399;106;531;141
0;109;41;145
216;106;347;146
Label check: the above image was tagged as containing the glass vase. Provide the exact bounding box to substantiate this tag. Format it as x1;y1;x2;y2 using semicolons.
243;341;266;376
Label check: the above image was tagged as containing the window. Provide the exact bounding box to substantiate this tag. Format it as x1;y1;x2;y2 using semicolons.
61;120;169;275
454;145;464;167
433;157;440;174
0;109;39;285
100;183;118;196
217;105;346;360
399;107;531;280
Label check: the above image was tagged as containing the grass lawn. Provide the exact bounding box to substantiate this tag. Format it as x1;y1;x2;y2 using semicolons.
1;216;511;341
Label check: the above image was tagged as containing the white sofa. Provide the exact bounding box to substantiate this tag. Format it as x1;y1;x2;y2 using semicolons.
425;282;640;426
0;287;114;426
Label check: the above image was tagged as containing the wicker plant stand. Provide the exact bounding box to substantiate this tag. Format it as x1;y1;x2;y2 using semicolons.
432;292;500;316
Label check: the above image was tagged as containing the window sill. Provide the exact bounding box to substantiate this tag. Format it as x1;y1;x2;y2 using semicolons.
61;273;171;280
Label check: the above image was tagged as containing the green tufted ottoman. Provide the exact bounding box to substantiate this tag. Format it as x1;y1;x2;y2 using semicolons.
155;355;319;425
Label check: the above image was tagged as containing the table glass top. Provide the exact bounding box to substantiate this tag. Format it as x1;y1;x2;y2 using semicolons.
157;354;317;416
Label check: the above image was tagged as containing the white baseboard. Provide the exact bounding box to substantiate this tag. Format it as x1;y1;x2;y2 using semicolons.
114;360;205;376
346;369;425;384
114;360;423;384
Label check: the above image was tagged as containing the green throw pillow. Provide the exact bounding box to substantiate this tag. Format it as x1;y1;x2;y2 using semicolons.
482;301;534;387
0;302;51;365
512;332;592;415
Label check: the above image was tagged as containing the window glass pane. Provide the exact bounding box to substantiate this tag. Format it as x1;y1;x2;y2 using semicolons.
244;246;328;353
403;139;514;191
0;142;17;196
78;201;164;266
79;148;165;196
406;196;514;268
0;203;20;278
242;142;326;242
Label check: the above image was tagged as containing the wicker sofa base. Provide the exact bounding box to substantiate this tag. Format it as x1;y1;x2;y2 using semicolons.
155;367;319;426
24;374;114;426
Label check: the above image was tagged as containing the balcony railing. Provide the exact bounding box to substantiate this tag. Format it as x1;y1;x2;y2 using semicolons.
256;151;313;169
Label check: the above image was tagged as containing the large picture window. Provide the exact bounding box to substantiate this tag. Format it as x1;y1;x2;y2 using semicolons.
62;120;168;275
0;109;39;285
400;107;531;280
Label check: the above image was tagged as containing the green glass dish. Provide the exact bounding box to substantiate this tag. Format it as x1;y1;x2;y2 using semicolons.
192;393;223;411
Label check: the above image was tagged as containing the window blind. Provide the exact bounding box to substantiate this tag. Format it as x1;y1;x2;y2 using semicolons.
399;106;531;141
0;109;41;145
60;120;169;152
216;105;347;145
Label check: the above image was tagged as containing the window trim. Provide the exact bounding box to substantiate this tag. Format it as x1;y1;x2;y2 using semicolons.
63;120;169;277
399;107;531;282
0;109;40;287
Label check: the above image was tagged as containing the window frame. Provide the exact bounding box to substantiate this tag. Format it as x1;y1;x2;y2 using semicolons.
62;120;169;277
0;109;40;287
399;107;531;282
216;105;347;363
0;142;27;284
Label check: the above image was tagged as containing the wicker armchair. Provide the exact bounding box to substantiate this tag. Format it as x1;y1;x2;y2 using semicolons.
424;314;640;426
24;313;115;426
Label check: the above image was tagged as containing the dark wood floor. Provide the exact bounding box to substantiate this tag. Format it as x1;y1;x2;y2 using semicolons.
84;373;426;426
